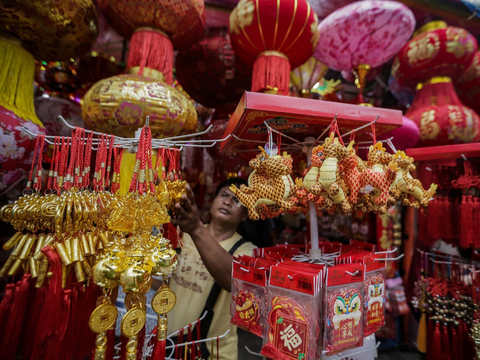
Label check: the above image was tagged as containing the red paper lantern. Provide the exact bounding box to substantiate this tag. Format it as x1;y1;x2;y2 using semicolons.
175;27;252;109
228;0;319;95
99;0;205;85
392;21;478;88
99;0;205;48
405;78;480;147
456;51;480;114
0;106;45;193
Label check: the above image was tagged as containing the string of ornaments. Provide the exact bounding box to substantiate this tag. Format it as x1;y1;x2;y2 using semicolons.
0;125;187;360
230;120;437;220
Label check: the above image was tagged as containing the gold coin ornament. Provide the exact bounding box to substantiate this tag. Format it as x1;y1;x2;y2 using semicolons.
121;308;147;338
89;303;118;334
125;292;147;311
152;286;177;314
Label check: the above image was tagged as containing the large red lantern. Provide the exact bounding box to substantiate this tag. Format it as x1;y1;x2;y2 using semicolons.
456;51;480;115
405;78;480;146
175;27;252;109
99;0;205;84
392;21;480;147
228;0;319;95
392;21;478;88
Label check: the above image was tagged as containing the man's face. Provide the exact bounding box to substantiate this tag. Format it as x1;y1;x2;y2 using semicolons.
211;186;247;226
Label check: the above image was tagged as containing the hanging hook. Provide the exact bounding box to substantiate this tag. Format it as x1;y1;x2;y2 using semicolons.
340;115;380;138
375;247;397;255
316;114;337;143
263;121;300;143
375;254;405;261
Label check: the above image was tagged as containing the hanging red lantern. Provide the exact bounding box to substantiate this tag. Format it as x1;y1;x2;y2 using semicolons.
392;21;478;88
99;0;205;84
405;77;480;147
456;51;480;115
228;0;319;95
391;22;480;147
175;27;252;109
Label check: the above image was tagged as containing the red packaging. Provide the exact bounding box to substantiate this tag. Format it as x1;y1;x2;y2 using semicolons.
261;266;322;360
230;262;267;337
324;263;365;356
362;256;386;336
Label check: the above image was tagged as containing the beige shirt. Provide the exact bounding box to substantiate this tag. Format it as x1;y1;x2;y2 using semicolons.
168;231;257;360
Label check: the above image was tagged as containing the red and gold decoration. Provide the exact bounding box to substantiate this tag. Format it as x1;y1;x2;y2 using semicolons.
82;74;197;138
405;77;480;146
100;0;205;84
392;21;478;88
83;0;204;137
392;22;480;147
228;0;320;95
175;27;252;109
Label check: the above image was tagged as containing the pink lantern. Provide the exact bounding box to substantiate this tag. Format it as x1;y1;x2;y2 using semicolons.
378;116;420;150
314;1;414;103
314;1;415;71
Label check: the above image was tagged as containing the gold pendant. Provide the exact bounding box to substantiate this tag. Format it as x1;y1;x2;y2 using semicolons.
89;299;118;334
121;307;146;338
152;285;176;314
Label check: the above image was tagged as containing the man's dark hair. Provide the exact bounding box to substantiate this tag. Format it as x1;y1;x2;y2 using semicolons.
214;177;247;197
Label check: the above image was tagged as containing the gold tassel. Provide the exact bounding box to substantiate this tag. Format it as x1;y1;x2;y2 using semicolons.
417;312;427;353
0;37;42;126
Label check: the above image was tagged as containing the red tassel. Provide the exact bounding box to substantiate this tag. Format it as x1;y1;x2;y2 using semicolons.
431;322;442;360
443;197;455;242
441;324;451;360
459;195;473;249
0;283;15;343
452;197;461;247
127;29;174;84
151;338;166;360
450;326;458;360
24;286;46;359
427;318;434;360
252;53;290;95
106;328;116;360
164;222;181;249
462;320;474;360
1;274;32;360
473;197;480;248
136;326;146;360
32;247;62;359
427;196;441;242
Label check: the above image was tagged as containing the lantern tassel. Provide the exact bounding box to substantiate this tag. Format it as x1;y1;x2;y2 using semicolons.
127;29;174;84
252;52;290;95
0;38;42;125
